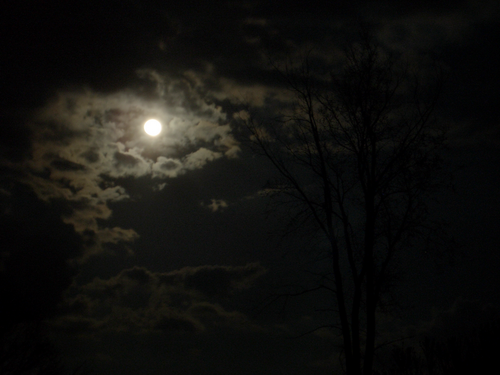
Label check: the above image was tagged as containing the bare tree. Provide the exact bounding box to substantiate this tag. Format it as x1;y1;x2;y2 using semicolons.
248;35;448;375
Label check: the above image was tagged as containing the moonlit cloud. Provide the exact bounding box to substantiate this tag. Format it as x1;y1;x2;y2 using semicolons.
151;156;184;178
13;70;241;260
202;199;229;212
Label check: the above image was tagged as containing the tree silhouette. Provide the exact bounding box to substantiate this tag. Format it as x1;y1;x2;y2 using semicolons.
379;315;499;375
248;34;447;375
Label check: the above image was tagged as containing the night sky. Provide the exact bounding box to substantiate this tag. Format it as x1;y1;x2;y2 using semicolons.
1;1;500;374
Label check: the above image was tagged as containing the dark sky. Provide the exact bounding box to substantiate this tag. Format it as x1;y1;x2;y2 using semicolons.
1;1;500;374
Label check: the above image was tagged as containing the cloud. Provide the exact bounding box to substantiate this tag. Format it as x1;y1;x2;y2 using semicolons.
151;156;184;178
366;0;500;56
170;263;268;298
53;263;267;335
152;182;167;191
202;199;228;212
183;148;222;170
2;69;241;260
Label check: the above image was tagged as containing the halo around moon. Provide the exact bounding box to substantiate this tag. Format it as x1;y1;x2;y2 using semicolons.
144;119;162;136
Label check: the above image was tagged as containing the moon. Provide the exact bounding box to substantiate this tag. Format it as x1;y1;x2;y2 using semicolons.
144;119;162;136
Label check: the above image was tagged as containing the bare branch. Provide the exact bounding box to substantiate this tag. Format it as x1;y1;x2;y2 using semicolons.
247;33;448;375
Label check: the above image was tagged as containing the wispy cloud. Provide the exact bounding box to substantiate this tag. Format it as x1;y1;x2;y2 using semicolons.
5;71;241;260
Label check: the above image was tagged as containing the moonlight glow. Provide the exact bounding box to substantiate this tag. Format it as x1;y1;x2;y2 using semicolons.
144;119;162;136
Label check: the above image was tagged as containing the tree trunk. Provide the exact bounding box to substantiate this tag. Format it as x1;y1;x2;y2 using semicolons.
363;192;376;375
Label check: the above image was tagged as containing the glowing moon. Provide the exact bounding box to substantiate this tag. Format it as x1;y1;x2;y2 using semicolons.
144;119;162;136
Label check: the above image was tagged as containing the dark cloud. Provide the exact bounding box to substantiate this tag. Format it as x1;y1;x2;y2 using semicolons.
155;158;181;171
80;148;100;164
50;157;86;172
121;267;152;284
114;151;141;167
53;263;266;335
154;315;201;333
169;263;268;298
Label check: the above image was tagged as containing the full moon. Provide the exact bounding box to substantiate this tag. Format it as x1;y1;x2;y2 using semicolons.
144;119;162;136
